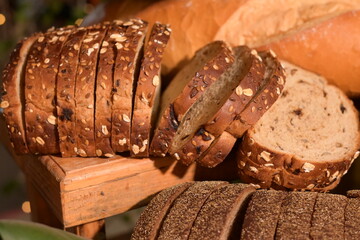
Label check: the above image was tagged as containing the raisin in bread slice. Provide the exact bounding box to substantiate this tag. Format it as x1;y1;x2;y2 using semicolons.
150;41;234;157
25;26;74;154
57;27;87;157
111;19;148;153
238;61;360;190
130;23;171;157
1;34;39;154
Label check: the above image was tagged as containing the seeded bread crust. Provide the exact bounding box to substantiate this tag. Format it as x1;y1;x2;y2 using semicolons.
57;27;87;157
111;19;148;153
74;24;108;157
131;182;193;240
240;190;287;240
226;50;286;137
345;190;360;239
157;181;227;240
25;26;74;154
130;23;171;157
188;184;256;240
1;34;39;154
150;41;234;157
94;20;125;158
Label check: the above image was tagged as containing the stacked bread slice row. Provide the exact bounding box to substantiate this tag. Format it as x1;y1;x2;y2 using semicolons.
237;61;360;191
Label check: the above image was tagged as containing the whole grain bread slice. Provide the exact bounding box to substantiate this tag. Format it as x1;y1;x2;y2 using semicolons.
157;181;227;240
345;190;360;239
188;183;256;240
1;33;39;154
238;61;360;190
56;27;87;157
111;19;148;153
94;20;125;157
130;23;171;157
25;26;74;154
149;41;234;157
74;23;108;157
131;182;193;240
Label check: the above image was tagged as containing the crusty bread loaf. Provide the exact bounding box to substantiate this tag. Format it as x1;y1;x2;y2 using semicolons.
188;183;255;240
131;182;193;240
237;61;360;191
57;27;87;157
345;190;360;239
130;22;171;157
25;26;74;155
1;34;39;154
157;181;227;240
111;19;148;153
74;24;108;157
94;21;125;158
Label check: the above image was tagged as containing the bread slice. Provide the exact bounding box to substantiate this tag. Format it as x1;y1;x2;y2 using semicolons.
240;190;287;239
310;193;347;239
188;183;256;240
238;61;360;190
94;21;125;158
345;190;360;239
131;182;193;240
57;27;87;157
130;23;171;157
1;34;39;154
111;19;148;153
157;181;227;240
74;24;108;157
275;191;317;239
25;26;74;154
149;41;234;157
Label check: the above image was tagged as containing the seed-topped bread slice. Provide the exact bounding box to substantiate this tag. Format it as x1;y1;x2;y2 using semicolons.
345;190;360;239
74;23;108;157
94;20;125;158
57;27;87;157
1;34;39;154
150;41;234;157
131;182;193;240
25;26;74;154
238;61;360;190
130;23;171;157
111;19;148;153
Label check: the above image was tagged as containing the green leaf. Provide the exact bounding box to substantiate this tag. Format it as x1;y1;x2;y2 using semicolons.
0;220;86;240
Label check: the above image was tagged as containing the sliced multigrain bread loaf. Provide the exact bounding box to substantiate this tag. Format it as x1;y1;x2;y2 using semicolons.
25;26;74;155
149;41;234;157
240;190;287;240
74;23;108;157
131;182;193;240
111;19;148;153
94;20;125;158
188;183;256;240
1;34;39;154
237;61;360;190
345;190;360;239
57;27;87;157
130;23;171;157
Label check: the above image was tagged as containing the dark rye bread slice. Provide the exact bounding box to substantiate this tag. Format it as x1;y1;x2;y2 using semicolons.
345;190;360;239
131;182;193;240
130;23;171;157
57;27;87;157
310;193;347;239
1;34;39;154
226;50;286;138
25;26;74;154
111;19;148;153
150;41;234;157
94;20;125;157
188;183;256;240
275;191;318;239
74;24;108;157
238;61;360;190
157;181;227;240
240;190;287;240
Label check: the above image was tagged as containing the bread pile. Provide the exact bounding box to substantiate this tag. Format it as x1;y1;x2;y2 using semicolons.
131;182;360;240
